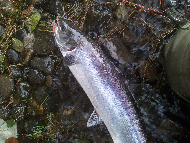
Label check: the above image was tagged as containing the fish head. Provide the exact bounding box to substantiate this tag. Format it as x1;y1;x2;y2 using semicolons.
53;18;77;52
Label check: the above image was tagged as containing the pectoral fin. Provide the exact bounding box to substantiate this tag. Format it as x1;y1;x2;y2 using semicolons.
87;110;102;127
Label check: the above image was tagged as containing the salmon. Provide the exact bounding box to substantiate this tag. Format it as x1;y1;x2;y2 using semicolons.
53;18;146;143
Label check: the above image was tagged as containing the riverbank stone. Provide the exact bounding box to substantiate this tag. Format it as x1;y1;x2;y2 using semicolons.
28;68;45;84
20;48;35;66
32;85;48;105
0;25;4;35
6;48;19;64
31;56;54;74
9;65;23;78
0;74;15;98
15;81;31;100
33;30;57;55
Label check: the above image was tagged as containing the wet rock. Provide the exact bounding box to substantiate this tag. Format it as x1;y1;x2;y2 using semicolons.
0;25;4;35
32;85;48;105
100;36;131;67
31;56;54;74
33;0;51;7
9;64;23;78
23;67;30;79
54;63;70;82
33;30;57;55
0;0;14;15
0;74;15;98
137;35;148;46
11;28;26;43
63;108;74;116
12;38;24;52
138;60;158;82
0;108;9;120
59;106;74;124
158;119;183;135
22;5;36;18
46;75;52;87
20;48;35;66
47;0;64;18
15;81;31;100
28;69;45;84
6;48;19;64
115;4;129;22
51;76;69;100
122;30;133;44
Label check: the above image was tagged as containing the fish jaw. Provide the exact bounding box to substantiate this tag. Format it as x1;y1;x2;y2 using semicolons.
53;18;78;54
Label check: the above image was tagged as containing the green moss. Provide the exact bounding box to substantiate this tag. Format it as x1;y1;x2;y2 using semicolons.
6;119;16;128
12;38;24;52
26;12;41;32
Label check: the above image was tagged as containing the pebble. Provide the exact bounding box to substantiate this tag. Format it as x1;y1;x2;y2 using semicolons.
138;60;158;82
6;48;19;64
20;48;35;66
31;56;54;74
28;68;46;84
15;81;31;100
0;74;15;98
32;85;48;105
46;75;52;87
9;64;23;78
33;30;57;55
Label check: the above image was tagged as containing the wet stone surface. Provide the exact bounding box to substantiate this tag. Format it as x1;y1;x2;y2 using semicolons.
15;81;31;100
138;60;158;83
28;68;46;85
6;48;19;64
0;25;4;35
32;85;48;105
9;65;23;78
31;56;55;74
20;49;35;66
0;74;15;98
0;0;14;15
33;30;57;55
46;75;52;87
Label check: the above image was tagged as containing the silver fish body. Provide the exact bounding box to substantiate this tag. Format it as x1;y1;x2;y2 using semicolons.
54;19;146;143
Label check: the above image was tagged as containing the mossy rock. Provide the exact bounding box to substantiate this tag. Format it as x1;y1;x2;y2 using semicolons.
26;12;41;32
12;38;24;52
